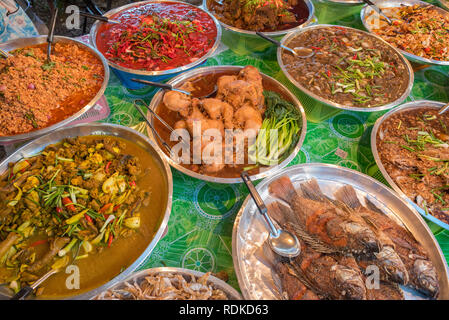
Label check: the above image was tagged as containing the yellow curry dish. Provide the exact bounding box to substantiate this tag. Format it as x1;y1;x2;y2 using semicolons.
0;135;168;298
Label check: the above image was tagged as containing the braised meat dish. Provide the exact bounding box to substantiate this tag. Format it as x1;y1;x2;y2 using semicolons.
377;108;449;225
281;26;410;108
207;0;310;32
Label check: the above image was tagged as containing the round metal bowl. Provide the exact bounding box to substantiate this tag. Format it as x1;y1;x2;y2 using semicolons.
361;0;449;66
203;0;316;38
0;123;173;300
316;0;363;5
371;100;449;231
147;65;308;184
93;267;242;300
0;36;109;145
232;163;449;299
89;0;222;90
277;24;414;112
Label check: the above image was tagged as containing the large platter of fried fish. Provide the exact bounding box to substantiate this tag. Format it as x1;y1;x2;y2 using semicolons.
232;163;449;300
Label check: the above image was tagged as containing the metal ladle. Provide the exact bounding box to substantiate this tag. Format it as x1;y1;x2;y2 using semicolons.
0;48;12;59
256;31;315;59
241;171;300;258
362;0;393;25
10;268;60;300
79;11;120;24
46;7;58;61
131;78;218;99
439;102;449;115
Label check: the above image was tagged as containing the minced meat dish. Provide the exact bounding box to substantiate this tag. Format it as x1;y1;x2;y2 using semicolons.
377;108;449;224
281;26;411;108
0;42;104;136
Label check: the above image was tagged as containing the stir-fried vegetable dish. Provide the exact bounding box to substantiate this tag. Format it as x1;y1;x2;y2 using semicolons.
281;26;410;108
0;136;156;296
96;2;217;71
208;0;310;32
369;4;449;62
377;108;449;224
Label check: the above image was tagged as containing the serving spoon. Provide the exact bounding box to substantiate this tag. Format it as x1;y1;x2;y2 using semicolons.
79;11;120;24
256;32;315;59
46;7;58;61
241;171;301;258
131;78;218;99
10;268;60;300
362;0;393;25
0;48;12;59
439;102;449;115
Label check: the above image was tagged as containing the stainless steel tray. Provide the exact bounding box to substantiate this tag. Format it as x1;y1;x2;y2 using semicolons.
371;100;449;230
0;123;173;300
203;0;315;38
89;0;222;77
0;36;110;144
277;24;414;112
93;267;242;300
361;0;449;66
232;163;449;299
147;65;308;184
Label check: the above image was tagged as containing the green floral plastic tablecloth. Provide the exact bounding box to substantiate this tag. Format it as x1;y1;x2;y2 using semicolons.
100;0;449;291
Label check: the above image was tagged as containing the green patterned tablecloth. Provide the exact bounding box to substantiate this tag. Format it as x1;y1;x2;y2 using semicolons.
100;0;449;291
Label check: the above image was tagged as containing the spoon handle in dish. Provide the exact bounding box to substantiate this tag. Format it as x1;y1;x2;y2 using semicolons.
255;32;281;47
10;286;33;300
79;11;115;23
241;172;279;236
131;79;173;90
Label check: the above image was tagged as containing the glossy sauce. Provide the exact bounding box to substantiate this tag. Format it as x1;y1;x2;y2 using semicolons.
37;136;168;299
154;70;296;178
96;2;217;71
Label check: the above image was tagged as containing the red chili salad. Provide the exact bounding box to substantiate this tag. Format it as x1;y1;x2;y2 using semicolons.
95;2;217;71
369;4;449;62
281;26;411;108
377;108;449;224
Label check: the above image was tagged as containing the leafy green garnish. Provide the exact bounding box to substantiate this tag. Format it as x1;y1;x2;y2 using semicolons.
248;91;302;166
41;61;56;72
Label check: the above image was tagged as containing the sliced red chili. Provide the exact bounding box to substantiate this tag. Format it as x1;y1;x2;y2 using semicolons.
107;234;113;248
105;161;112;174
129;180;136;187
62;197;76;212
113;204;121;212
29;239;47;248
99;203;113;214
84;214;93;224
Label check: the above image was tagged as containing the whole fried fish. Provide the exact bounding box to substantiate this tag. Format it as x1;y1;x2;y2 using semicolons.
269;176;381;255
296;179;408;286
334;185;440;298
268;201;367;300
366;281;404;300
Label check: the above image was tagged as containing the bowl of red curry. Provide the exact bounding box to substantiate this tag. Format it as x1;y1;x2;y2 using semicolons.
0;36;109;144
90;0;221;90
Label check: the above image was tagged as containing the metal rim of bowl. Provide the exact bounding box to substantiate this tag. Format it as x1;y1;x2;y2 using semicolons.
202;0;316;37
360;0;449;66
0;122;173;300
318;0;364;4
89;0;222;76
93;267;242;300
231;162;449;299
439;0;449;11
0;36;110;144
370;99;449;231
147;65;308;184
277;24;415;112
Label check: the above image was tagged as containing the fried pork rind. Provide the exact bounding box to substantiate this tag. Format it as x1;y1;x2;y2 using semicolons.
95;272;228;300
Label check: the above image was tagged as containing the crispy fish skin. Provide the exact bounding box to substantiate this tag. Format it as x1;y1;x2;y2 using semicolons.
335;185;439;298
276;262;321;300
269;176;381;255
298;178;408;285
366;281;404;300
268;202;367;300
